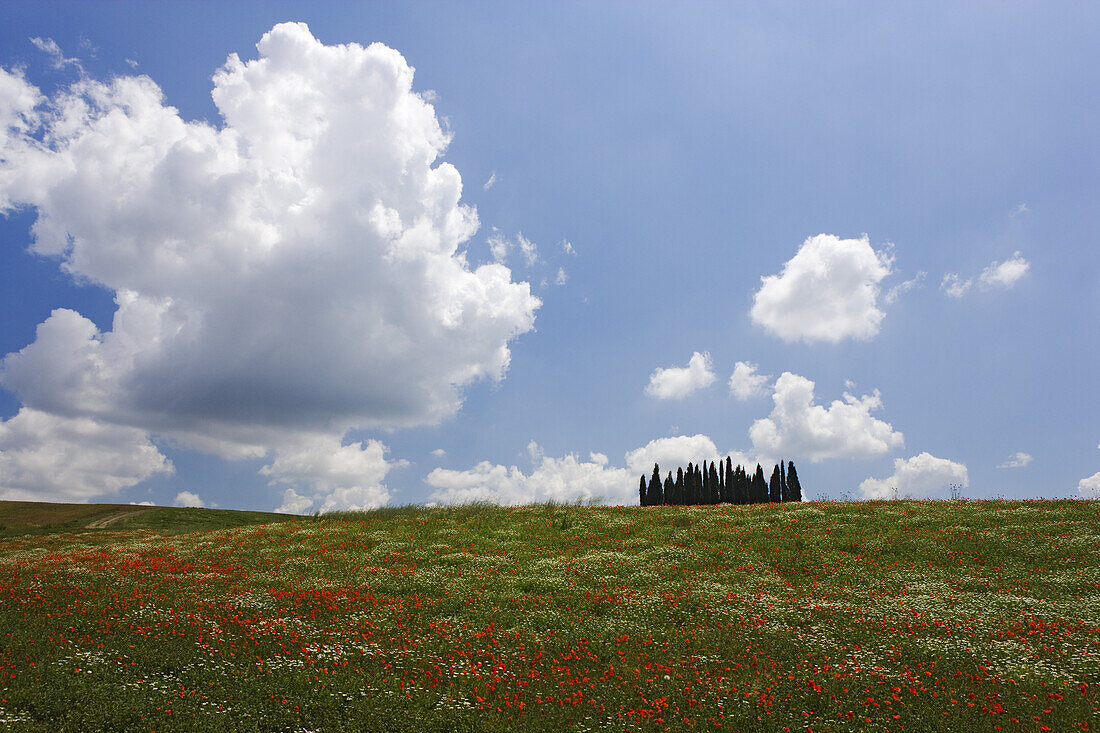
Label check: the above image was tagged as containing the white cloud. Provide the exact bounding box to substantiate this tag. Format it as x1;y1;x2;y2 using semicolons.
0;408;172;502
125;58;139;69
526;440;544;464
129;500;155;506
29;37;83;72
560;239;575;255
259;434;405;513
1079;472;1100;498
940;273;972;298
728;361;771;401
750;234;894;343
749;372;904;462
555;267;568;285
645;351;716;400
1009;202;1028;217
487;228;510;263
517;233;539;266
997;451;1033;469
426;452;634;506
174;490;206;508
483;171;497;190
978;251;1029;289
884;271;926;305
486;229;537;266
624;434;720;475
0;23;540;509
275;488;313;514
430;448;446;458
942;252;1029;297
859;452;968;499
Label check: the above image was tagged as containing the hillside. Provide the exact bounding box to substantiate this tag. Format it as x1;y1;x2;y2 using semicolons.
0;499;1096;731
0;500;299;537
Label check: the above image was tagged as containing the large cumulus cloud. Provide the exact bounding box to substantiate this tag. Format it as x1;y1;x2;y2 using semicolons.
0;24;539;509
751;234;893;343
749;372;904;461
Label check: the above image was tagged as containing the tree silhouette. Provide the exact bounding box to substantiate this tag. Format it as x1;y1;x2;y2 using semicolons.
769;464;782;503
786;461;802;502
753;464;768;503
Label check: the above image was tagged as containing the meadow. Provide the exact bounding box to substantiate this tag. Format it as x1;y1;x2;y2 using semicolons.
0;499;1096;732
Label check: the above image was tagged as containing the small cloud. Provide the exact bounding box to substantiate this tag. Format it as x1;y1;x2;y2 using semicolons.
859;452;968;499
1009;202;1029;217
173;490;205;508
125;58;139;68
29;37;83;73
487;229;538;267
943;252;1029;298
560;239;576;256
997;451;1033;469
419;89;439;102
487;227;509;263
884;271;926;305
430;448;446;458
1078;472;1100;498
940;273;972;298
555;267;568;286
129;500;155;506
646;352;717;400
526;440;544;464
275;488;313;514
483;171;497;191
978;251;1029;289
517;233;539;266
728;361;770;401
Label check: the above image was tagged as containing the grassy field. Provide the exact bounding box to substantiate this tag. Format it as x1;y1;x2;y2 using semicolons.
0;501;298;538
0;500;1096;731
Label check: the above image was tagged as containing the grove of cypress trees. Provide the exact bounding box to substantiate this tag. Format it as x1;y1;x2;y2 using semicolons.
786;461;802;502
769;464;782;503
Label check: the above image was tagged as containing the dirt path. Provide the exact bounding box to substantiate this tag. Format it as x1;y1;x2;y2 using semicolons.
85;508;153;529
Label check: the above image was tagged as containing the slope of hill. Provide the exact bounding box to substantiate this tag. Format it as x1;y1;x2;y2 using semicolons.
0;500;299;537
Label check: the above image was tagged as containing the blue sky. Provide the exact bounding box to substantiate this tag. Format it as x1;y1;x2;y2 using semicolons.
1;2;1097;512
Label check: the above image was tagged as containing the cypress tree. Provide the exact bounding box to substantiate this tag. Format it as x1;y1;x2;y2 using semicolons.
662;472;672;505
709;461;720;504
639;475;647;506
769;464;782;503
675;466;684;505
786;461;803;502
780;460;788;502
723;457;734;503
695;464;704;505
650;464;661;506
753;464;768;503
732;465;743;505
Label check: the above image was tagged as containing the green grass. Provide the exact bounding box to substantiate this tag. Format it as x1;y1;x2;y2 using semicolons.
0;501;299;538
0;499;1097;731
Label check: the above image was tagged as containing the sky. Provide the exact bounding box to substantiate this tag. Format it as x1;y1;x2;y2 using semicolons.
0;2;1097;513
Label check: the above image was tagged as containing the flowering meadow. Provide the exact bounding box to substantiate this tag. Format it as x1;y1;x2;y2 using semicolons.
0;500;1096;732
